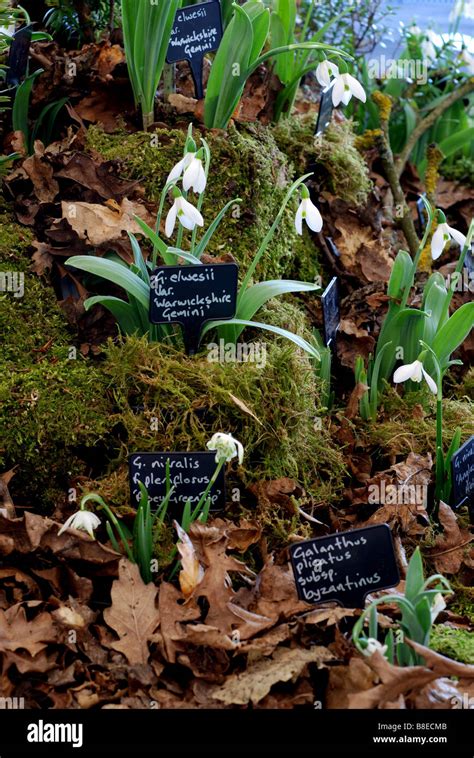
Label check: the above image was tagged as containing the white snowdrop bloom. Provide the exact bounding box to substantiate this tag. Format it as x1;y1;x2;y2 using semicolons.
451;0;474;20
421;30;438;63
207;433;244;464
393;359;437;394
431;222;466;260
166;151;196;186
331;72;366;107
58;509;101;539
459;48;474;75
430;593;446;622
295;187;323;235
182;154;207;194
364;638;388;656
315;59;339;89
165;191;204;237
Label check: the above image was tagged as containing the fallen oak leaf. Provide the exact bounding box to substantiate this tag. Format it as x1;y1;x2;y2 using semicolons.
61;198;154;247
0;604;57;656
428;501;474;574
103;559;160;665
210;646;334;705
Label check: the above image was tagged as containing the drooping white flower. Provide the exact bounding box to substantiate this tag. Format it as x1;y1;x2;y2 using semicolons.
459;48;474;75
207;432;244;464
182;152;207;194
58;509;101;539
166;151;196;186
316;59;339;89
331;72;366;107
431;222;466;260
295;186;323;235
363;638;388;657
430;592;446;622
451;0;474;21
421;30;438;63
393;359;437;394
165;189;204;237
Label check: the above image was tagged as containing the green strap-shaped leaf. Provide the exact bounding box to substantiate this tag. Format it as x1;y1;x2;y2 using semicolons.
202;317;320;360
235;279;319;340
84;295;144;336
68;255;150;310
432;302;474;369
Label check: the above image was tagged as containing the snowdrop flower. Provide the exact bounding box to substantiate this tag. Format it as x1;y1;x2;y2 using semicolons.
182;149;207;194
430;593;446;622
165;188;204;237
316;59;339;89
451;0;474;21
459;48;474;75
295;185;323;235
421;30;438;64
167;151;196;186
363;638;388;657
331;71;366;107
431;211;466;260
58;509;101;539
393;359;437;394
207;432;244;464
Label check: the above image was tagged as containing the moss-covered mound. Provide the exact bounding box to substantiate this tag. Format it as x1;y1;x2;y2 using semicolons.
88;313;346;507
361;384;474;460
431;625;474;664
0;203;118;506
86;121;318;283
273;116;372;207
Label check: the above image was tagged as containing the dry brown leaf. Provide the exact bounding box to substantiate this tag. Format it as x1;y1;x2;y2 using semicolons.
228;393;263;425
61;198;154;246
103;559;160;665
327;657;377;708
346;382;369;420
429;502;474;574
158;581;200;664
211;646;334;705
334;216;393;283
0;604;57;656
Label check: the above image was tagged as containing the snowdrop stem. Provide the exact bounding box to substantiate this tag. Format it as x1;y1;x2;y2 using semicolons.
83;494;134;562
189;458;225;522
154;179;177;267
399;201;433;310
239;172;313;299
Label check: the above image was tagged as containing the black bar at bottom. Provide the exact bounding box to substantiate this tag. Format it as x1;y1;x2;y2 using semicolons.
0;709;472;755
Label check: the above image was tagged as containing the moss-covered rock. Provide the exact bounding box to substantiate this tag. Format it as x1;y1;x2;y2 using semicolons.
361;384;474;460
0;356;118;508
431;625;474;664
84;319;346;508
273;116;372;207
86;121;318;283
0;203;118;507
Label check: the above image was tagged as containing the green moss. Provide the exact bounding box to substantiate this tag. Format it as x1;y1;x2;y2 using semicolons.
362;384;474;458
86;121;318;282
273;116;372;207
83;320;346;508
430;625;474;664
0;358;118;507
0;201;34;269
